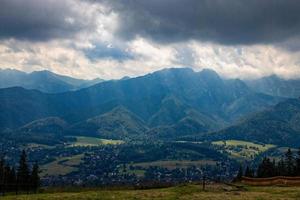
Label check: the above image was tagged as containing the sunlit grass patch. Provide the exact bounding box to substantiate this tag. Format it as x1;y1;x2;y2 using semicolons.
212;140;276;160
68;136;124;147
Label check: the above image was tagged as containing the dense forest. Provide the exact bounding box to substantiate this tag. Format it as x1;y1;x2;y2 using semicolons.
0;150;40;195
236;148;300;180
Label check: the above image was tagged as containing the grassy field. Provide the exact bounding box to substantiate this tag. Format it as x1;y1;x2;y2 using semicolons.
41;154;84;176
2;184;300;200
212;140;276;160
68;136;124;147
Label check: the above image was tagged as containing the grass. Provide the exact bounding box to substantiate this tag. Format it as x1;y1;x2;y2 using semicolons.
2;184;300;200
212;140;276;160
68;136;124;147
41;154;84;176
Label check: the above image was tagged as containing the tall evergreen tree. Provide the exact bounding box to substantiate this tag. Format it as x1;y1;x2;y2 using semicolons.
30;161;40;192
17;150;30;191
0;157;5;195
3;165;10;192
277;158;286;176
296;148;300;176
285;148;296;176
7;167;16;192
244;166;254;177
235;165;243;181
257;157;275;178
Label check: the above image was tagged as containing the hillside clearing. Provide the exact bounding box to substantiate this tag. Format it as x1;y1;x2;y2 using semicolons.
68;136;124;147
212;140;276;159
41;154;84;176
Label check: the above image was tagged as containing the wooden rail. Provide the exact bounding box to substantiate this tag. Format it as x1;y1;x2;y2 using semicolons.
241;176;300;186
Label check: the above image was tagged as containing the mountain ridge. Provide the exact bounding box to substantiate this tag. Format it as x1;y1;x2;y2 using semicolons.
0;68;104;93
205;98;300;146
0;68;282;141
246;75;300;98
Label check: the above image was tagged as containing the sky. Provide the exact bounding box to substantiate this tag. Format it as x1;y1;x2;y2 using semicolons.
1;0;300;80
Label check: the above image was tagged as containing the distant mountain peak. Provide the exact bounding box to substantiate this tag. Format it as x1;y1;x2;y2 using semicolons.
120;76;131;80
246;74;300;98
154;67;194;75
0;68;26;74
198;68;220;79
0;68;104;93
200;68;218;74
268;74;280;79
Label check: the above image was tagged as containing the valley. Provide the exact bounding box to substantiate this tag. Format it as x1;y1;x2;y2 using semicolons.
2;1;300;198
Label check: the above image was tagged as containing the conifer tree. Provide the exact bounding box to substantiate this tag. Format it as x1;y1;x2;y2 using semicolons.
277;157;286;176
8;167;16;192
30;161;40;192
296;148;300;176
0;157;4;195
285;148;295;176
244;166;254;177
235;165;243;181
257;157;275;178
3;165;10;192
17;150;30;191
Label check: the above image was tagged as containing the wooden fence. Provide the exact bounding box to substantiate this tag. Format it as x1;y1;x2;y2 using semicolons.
241;176;300;186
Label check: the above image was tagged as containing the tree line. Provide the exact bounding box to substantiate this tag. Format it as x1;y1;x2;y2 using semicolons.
0;150;40;195
236;148;300;180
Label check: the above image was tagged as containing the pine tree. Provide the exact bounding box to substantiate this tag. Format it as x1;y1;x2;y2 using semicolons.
285;148;295;176
0;157;5;195
3;165;10;192
17;150;30;191
257;157;275;178
30;161;40;192
296;148;300;176
244;166;254;177
235;165;243;181
270;159;276;177
8;167;16;192
277;157;286;176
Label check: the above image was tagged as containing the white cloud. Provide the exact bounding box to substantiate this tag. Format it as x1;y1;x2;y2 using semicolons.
189;41;300;80
1;0;300;81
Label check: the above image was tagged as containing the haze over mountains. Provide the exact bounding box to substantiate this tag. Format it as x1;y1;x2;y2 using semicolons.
2;67;297;146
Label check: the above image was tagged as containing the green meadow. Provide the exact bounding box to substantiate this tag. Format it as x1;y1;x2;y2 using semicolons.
2;184;300;200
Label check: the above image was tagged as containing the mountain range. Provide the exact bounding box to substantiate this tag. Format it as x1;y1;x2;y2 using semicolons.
246;75;300;98
0;68;104;93
1;67;289;146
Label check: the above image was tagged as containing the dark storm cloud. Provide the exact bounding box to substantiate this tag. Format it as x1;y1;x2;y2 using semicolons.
97;0;300;45
0;0;92;41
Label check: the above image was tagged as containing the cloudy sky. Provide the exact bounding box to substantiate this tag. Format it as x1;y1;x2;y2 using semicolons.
1;0;300;80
